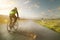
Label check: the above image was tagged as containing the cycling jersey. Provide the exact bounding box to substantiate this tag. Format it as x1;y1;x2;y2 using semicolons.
10;9;17;15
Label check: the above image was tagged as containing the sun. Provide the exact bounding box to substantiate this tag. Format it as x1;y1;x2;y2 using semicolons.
0;0;16;15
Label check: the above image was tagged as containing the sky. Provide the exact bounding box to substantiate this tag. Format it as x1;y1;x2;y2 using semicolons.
0;0;60;19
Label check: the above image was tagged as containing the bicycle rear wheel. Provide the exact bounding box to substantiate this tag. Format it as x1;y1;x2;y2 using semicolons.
7;22;11;32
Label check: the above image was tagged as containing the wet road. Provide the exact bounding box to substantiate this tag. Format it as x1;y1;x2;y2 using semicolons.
0;20;60;40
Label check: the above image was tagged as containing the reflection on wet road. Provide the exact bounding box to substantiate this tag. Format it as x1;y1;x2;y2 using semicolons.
0;20;60;40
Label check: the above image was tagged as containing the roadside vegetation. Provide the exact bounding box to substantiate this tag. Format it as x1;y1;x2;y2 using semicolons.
35;19;60;33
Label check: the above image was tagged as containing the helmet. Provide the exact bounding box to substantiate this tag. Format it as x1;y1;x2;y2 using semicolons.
14;7;17;10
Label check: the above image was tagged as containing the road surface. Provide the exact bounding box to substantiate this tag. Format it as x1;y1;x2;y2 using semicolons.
0;20;60;40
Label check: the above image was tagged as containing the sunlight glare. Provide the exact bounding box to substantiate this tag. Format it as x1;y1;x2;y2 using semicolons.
0;0;16;15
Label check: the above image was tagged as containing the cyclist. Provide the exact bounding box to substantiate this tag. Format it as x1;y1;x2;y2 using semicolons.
9;7;19;30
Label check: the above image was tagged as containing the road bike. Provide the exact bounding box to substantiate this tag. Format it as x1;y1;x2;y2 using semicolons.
7;17;19;32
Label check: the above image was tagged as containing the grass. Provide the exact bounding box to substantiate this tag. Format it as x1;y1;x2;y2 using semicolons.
35;19;60;33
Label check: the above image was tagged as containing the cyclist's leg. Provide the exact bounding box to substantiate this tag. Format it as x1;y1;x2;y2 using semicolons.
9;15;13;29
13;15;17;25
12;15;17;27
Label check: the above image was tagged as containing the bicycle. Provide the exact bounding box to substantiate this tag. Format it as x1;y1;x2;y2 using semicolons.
7;17;19;32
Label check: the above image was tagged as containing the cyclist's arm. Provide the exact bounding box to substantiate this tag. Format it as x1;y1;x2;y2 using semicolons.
16;10;19;18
